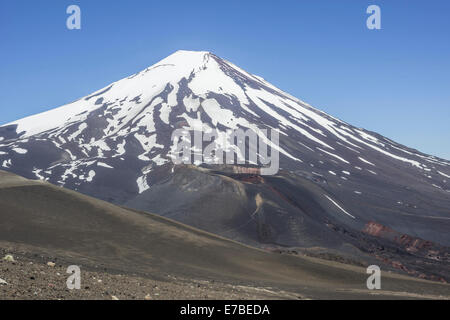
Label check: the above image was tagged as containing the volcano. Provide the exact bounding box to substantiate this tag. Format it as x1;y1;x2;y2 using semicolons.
1;50;449;281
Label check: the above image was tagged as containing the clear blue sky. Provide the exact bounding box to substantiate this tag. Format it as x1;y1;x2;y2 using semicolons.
1;0;449;160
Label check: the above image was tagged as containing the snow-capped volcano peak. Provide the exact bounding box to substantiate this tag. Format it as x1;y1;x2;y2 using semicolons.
3;50;253;137
0;50;449;200
158;49;212;65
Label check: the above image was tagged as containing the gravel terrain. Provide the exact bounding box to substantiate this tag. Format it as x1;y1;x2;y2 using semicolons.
0;248;300;300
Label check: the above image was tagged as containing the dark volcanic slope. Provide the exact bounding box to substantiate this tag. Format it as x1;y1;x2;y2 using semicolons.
127;165;450;283
1;170;449;299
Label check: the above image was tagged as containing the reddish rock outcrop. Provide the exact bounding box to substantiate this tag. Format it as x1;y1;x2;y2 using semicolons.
364;221;449;283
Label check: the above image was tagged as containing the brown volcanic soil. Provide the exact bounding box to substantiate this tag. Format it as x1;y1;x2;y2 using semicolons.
0;170;449;300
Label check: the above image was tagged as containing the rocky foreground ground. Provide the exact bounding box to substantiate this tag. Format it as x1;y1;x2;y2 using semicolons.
0;248;301;300
2;247;450;300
